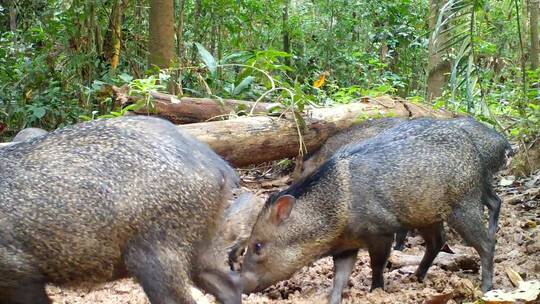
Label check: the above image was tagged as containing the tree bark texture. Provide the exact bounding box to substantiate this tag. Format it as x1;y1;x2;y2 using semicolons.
103;0;127;71
427;0;451;102
9;0;17;35
531;0;539;70
134;92;282;124
283;0;291;67
176;0;185;60
148;0;175;68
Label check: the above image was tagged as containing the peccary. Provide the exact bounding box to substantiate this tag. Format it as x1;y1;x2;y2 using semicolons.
297;116;511;251
0;116;241;304
211;192;265;272
295;118;409;251
12;127;48;142
390;117;511;251
442;117;512;238
222;192;266;245
296;117;406;181
240;118;495;304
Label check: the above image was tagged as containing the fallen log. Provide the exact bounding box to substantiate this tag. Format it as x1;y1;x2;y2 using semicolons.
134;91;281;124
176;97;453;166
0;97;455;166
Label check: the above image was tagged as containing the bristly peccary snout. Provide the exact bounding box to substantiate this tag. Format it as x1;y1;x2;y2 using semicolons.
0;116;241;304
240;118;497;304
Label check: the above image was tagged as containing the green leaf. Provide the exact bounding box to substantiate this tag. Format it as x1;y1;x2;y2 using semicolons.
78;115;93;121
118;73;133;83
195;43;217;77
221;51;254;64
32;107;46;119
233;76;254;96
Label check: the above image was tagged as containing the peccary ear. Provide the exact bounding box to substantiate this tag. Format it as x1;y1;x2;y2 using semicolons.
270;195;295;225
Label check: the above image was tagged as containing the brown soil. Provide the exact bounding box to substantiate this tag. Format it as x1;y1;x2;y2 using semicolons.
48;167;540;304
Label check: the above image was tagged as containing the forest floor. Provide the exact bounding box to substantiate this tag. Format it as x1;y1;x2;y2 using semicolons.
48;165;539;304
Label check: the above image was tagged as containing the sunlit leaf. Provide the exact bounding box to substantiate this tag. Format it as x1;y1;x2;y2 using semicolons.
313;74;326;88
482;280;540;303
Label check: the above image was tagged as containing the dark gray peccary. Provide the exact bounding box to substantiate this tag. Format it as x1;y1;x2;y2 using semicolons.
296;117;406;181
240;119;495;304
12;127;48;142
393;117;512;250
0;116;241;304
443;117;512;238
299;116;511;251
295;117;409;251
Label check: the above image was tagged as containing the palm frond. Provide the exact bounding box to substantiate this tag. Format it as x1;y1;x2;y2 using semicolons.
432;0;485;112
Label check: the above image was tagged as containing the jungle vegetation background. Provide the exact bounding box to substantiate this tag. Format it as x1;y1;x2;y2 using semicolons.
0;0;538;151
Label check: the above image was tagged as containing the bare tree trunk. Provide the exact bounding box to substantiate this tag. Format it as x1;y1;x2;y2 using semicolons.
522;0;530;56
324;0;335;69
191;0;202;65
210;7;217;55
426;0;451;102
92;2;103;56
175;0;186;95
531;0;539;70
352;12;359;42
9;0;17;35
283;0;291;67
131;0;144;78
103;0;128;71
148;0;175;69
176;0;185;60
380;41;388;63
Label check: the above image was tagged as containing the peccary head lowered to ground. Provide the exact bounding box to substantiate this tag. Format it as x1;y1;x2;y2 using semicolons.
0;116;241;304
240;118;496;304
209;191;265;273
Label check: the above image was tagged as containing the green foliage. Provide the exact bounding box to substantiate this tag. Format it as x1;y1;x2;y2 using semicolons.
0;0;537;144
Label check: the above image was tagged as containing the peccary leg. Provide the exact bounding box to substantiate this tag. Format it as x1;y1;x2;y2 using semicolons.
393;229;408;251
367;235;393;291
449;203;494;292
414;222;446;281
0;281;50;304
194;269;242;304
124;240;196;304
0;250;50;304
329;249;359;304
485;190;502;241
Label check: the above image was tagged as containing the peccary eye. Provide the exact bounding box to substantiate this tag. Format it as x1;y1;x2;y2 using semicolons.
254;243;264;255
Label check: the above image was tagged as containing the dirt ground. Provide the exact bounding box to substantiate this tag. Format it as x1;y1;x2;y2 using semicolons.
48;167;539;304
